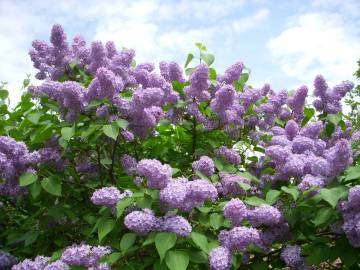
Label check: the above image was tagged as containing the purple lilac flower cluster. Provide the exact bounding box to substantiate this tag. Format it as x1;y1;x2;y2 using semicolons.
0;251;18;269
262;120;353;190
214;146;241;165
209;200;287;269
29;25;179;135
12;244;111;270
340;185;360;247
91;186;132;214
124;209;192;237
313;75;354;114
280;245;303;268
217;173;251;197
137;159;172;189
0;136;40;196
192;155;215;176
160;177;218;212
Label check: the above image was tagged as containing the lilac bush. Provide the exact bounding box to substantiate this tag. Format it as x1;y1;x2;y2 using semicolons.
0;24;359;269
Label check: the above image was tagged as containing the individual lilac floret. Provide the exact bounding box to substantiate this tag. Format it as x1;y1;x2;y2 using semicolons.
61;245;111;268
137;159;172;189
159;215;192;236
120;154;138;176
124;209;158;235
192;156;215;176
209;246;232;270
12;256;50;270
281;245;303;268
223;198;248;226
219;226;261;252
215;146;241;165
0;251;18;269
43;261;70;270
248;204;282;227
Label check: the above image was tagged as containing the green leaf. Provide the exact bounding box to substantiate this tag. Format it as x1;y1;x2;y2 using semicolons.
29;180;41;199
237;182;251;191
23;78;30;88
61;126;75;141
98;218;115;242
266;189;281;205
195;170;210;181
200;53;215;66
191;232;209;254
19;172;38;186
311;207;334;227
195;42;207;51
281;186;300;201
41;177;61;196
306;244;331;265
0;89;9;99
185;67;195;76
120;233;136;252
184;53;194;68
239;73;249;84
209;68;217;80
245;196;266;206
165;250;189;270
209;213;223;230
189;251;208;264
319;186;348;208
344;166;360;181
27;111;42;124
116;197;134;218
301;107;315;126
155;232;177;262
328;114;342;125
115;119;129;129
102;124;119;140
250;261;267;270
25;231;38;246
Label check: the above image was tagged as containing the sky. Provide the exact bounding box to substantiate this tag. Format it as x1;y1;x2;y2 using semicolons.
0;0;359;105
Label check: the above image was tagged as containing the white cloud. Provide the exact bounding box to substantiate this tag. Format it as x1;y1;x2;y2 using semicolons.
267;10;360;86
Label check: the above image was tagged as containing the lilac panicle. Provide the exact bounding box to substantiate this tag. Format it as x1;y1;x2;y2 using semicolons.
209;246;232;270
281;245;302;268
124;209;158;235
137;159;172;189
192;156;215;176
223;198;248;226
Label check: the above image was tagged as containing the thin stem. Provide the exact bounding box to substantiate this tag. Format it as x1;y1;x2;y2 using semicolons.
191;115;197;161
109;135;120;184
96;145;103;186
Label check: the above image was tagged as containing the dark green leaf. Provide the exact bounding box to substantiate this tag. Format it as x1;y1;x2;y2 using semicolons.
165;250;189;270
19;172;38;186
155;232;177;262
120;233;136;252
98;218;115;242
41;177;61;196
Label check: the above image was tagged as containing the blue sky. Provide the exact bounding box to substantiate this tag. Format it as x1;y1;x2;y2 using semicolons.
0;0;359;104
